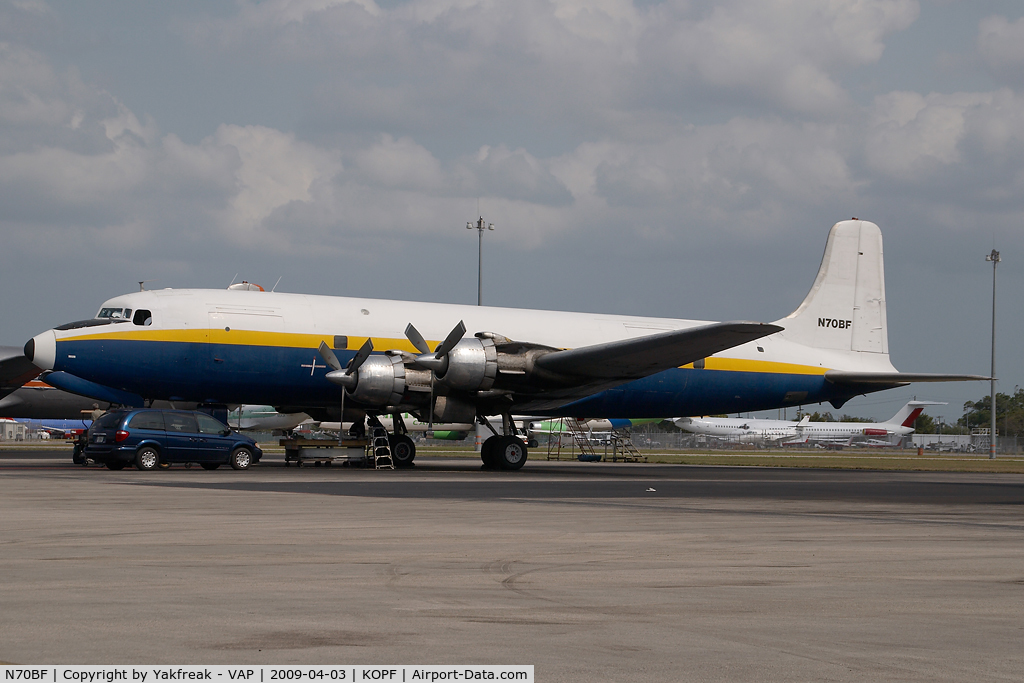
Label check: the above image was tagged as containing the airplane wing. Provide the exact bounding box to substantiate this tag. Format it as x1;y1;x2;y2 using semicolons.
535;322;782;380
0;346;41;401
824;371;989;386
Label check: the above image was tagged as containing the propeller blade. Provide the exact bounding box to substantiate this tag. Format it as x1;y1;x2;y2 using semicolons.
434;320;467;357
347;338;374;375
404;323;431;355
318;341;343;372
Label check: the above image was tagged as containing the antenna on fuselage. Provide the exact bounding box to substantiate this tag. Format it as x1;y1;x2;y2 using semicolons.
138;280;155;291
227;273;238;287
271;276;282;292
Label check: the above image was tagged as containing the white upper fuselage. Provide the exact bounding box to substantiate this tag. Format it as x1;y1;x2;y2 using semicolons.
37;287;898;373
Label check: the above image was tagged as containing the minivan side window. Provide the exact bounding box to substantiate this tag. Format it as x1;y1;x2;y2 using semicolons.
165;413;198;434
128;412;165;431
195;413;228;435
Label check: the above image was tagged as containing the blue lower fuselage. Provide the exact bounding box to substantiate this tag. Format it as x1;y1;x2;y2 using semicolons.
49;338;858;417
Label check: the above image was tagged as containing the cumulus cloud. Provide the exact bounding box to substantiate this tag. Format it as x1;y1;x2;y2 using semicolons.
977;14;1024;83
193;0;919;137
454;145;573;206
212;124;342;246
647;0;918;115
4;0;1024;266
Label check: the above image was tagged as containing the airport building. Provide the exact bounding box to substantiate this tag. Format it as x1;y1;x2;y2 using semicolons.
0;418;28;441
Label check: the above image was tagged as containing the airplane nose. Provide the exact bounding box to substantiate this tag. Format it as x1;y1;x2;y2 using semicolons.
26;330;56;370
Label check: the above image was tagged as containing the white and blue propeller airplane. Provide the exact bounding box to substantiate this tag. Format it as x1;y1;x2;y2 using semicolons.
22;219;984;470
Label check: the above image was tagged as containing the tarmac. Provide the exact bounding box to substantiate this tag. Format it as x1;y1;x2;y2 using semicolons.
1;449;1022;682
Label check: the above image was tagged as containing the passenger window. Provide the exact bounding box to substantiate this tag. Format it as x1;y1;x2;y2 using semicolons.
196;413;228;435
165;413;198;434
133;309;153;326
128;412;165;431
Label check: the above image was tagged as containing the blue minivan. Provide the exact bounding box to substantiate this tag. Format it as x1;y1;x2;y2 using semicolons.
85;409;262;471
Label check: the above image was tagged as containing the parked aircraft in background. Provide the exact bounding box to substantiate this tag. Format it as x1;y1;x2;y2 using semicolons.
674;401;945;447
232;407;477;441
673;415;810;444
0;346;43;403
23;220;985;470
525;417;662;441
0;377;104;419
228;405;309;432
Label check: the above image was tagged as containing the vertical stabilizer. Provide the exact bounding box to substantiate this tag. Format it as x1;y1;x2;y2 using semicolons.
886;400;947;428
775;220;888;355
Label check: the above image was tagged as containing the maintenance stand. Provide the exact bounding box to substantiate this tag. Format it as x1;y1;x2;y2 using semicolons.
280;419;395;469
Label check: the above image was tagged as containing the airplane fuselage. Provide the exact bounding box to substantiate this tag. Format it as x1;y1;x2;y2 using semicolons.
28;288;891;418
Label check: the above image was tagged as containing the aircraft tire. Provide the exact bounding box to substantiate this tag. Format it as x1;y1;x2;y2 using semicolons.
481;436;500;467
106;461;126;471
389;434;416;468
200;463;220;470
494;435;528;471
230;447;252;470
135;447;160;471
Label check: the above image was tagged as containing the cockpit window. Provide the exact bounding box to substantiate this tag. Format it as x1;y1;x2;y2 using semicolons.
132;309;153;326
97;307;131;320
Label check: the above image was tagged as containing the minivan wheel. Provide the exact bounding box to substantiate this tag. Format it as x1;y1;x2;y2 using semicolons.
230;448;252;470
135;447;160;471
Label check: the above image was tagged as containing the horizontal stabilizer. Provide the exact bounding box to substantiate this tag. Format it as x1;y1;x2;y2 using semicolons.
535;322;783;380
825;371;989;385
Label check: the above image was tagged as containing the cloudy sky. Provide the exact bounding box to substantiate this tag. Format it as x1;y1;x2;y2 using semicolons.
2;0;1022;422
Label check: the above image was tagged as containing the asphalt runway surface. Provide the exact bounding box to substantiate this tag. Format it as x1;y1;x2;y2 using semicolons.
1;449;1023;682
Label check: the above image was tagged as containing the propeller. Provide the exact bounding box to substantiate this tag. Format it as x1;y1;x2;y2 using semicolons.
319;338;373;388
407;320;466;373
404;321;467;431
318;338;373;443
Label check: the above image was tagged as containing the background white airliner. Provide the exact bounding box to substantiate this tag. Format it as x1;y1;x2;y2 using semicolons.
674;401;945;446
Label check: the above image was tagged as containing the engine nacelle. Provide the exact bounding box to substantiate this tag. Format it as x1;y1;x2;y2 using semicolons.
431;395;477;424
349;354;406;407
435;337;497;392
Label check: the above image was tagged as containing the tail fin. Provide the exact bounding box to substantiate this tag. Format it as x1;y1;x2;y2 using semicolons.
774;220;888;356
886;400;947;428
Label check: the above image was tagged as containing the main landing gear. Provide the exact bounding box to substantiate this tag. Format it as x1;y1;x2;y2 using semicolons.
388;412;416;468
478;414;529;471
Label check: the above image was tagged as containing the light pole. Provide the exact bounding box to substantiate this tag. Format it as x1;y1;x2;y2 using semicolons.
467;216;493;306
468;215;493;453
986;249;1000;459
